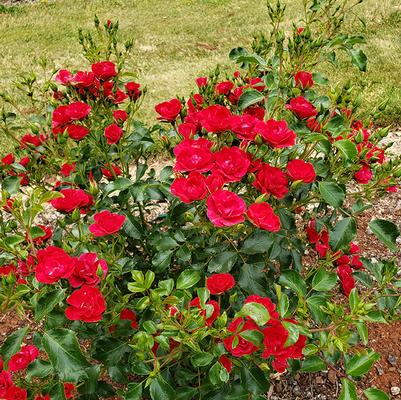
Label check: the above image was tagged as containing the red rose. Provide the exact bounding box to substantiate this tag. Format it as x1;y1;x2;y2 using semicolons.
198;105;232;133
244;106;265;120
215;81;234;95
205;171;225;193
32;224;53;245
256;119;296;148
247;202;281;232
190;297;220;326
174;138;214;173
113;89;128;104
60;163;76;177
178;122;197;139
223;317;260;357
125;81;141;100
64;383;77;399
19;156;30;167
65;285;106;322
219;355;232;373
66;102;91;120
4;386;27;400
196;77;208;88
35;246;76;284
306;117;322;132
228;86;243;104
294;71;314;89
245;295;279;320
249;77;265;91
286;96;317;119
230;114;259;141
0;264;16;277
20;133;43;148
55;69;73;85
35;395;51;400
120;308;138;329
50;188;93;213
206;189;246;227
67;124;89;140
213;147;250;182
155;99;182;121
68;252;108;288
101;164;122;179
286;159;316;183
354;164;372;184
187;94;204;114
170;172;207;203
8;345;39;372
337;265;355;296
91;61;117;80
206;273;235;294
89;210;126;236
253;164;289;199
113;110;128;123
0;371;13;398
1;153;14;165
104;123;123;144
72;71;97;88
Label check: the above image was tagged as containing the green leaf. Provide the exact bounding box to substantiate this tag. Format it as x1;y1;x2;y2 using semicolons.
103;177;133;196
318;181;345;208
339;378;358;400
300;356;326;372
34;288;65;321
240;365;269;395
150;375;175;400
190;352;214;368
241;231;274;255
334;139;358;160
0;327;28;361
239;263;267;296
356;322;368;345
240;302;270;325
26;359;53;380
277;293;289;318
208;251;237;273
345;350;380;377
279;270;307;296
2;175;20;195
125;382;143;400
152;250;173;272
209;362;224;386
93;338;131;366
239;329;264;347
312;268;337;291
363;388;389;400
368;219;400;252
282;320;300;346
349;48;367;72
238;89;265;111
329;218;357;251
312;72;328;85
123;215;142;240
176;269;201;290
42;328;90;382
349;288;360;313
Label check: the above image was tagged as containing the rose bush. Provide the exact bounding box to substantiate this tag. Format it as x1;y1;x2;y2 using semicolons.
0;3;400;400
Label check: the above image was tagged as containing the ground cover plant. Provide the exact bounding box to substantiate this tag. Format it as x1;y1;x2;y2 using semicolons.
0;1;400;399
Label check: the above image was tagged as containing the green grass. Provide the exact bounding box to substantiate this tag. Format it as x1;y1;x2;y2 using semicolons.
0;0;400;152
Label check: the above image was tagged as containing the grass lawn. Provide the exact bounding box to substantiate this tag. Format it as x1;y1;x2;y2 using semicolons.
0;0;400;152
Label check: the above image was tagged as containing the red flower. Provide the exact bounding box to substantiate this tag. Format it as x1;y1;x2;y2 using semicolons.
1;153;14;165
223;317;260;357
294;71;314;89
230;114;259;141
35;395;51;400
256;119;296;148
187;94;204;113
32;224;53;245
205;171;225;193
67;124;89;140
8;345;39;372
113;110;128;123
101;165;122;179
215;81;234;95
198;105;232;133
55;69;73;85
178;122;197;139
174;138;214;173
170;172;207;203
245;295;279;320
91;61;117;81
50;188;93;213
286;96;317;119
253;164;289;199
72;71;97;88
4;386;27;400
65;285;106;323
206;273;235;294
125;82;141;100
20;133;43;148
247;203;281;232
219;355;232;373
155;99;182;121
66;102;91;120
60;163;76;177
89;210;126;236
286;159;316;183
190;297;220;326
0;371;13;398
337;265;355;296
120;308;138;329
64;383;77;399
213;147;250;182
206;190;246;227
104;123;123;144
35;246;76;284
19;156;30;167
306;117;322;132
0;264;16;277
196;77;208;88
68;253;108;288
354;164;373;184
